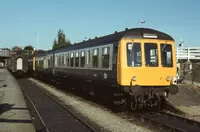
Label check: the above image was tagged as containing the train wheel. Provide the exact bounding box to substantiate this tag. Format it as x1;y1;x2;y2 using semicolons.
151;93;161;109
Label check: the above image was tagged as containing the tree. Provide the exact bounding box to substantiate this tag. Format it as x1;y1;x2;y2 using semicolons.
53;39;58;50
52;29;71;49
23;45;34;55
24;45;34;51
12;46;22;52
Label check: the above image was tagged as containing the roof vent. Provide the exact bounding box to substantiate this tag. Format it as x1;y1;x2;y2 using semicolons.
125;28;128;31
95;36;98;39
114;31;117;34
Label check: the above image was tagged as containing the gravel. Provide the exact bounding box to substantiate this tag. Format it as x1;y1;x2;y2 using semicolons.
29;78;154;132
167;81;200;121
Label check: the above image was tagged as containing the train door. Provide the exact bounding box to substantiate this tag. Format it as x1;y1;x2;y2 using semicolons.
17;58;23;70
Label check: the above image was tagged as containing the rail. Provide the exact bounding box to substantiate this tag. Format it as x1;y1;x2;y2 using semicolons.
18;79;98;132
133;111;200;132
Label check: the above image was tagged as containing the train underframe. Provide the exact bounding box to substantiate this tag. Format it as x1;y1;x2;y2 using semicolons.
33;71;178;110
121;86;167;110
113;84;178;110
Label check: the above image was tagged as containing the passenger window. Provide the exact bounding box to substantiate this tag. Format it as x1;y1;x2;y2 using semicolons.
102;47;110;68
64;54;66;65
80;51;85;67
59;55;61;66
39;60;44;67
75;52;79;67
57;55;60;67
70;53;74;67
62;54;64;66
67;53;70;67
54;56;56;66
87;50;90;65
92;48;99;68
36;60;38;66
48;57;50;67
49;56;53;67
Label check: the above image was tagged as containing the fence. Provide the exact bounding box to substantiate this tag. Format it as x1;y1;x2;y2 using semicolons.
176;47;200;61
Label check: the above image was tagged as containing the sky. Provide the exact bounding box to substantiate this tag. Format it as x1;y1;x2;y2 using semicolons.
0;0;199;50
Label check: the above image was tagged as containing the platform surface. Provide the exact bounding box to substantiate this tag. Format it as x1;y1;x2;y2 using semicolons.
0;69;35;132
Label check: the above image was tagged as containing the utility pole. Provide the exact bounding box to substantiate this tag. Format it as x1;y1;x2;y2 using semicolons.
36;30;39;51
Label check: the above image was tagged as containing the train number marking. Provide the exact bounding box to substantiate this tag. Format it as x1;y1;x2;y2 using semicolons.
104;73;107;79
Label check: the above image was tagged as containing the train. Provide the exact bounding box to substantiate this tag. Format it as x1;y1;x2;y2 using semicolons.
26;28;179;110
7;51;28;77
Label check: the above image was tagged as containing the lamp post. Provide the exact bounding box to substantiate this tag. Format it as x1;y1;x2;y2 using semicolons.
137;20;146;27
36;30;39;51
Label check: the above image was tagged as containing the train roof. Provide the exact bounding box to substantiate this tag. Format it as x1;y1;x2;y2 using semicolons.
36;50;54;57
54;28;174;53
35;27;174;57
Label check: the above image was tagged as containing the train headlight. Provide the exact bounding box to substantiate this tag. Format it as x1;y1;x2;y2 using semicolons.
166;76;171;81
132;76;137;81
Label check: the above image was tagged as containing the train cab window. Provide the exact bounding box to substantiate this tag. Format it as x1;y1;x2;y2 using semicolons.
80;51;85;67
127;43;142;67
75;52;79;67
92;49;99;68
144;43;158;67
161;44;173;67
102;47;110;68
70;53;74;67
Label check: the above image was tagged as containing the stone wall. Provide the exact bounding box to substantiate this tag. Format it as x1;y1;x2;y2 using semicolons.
179;62;200;83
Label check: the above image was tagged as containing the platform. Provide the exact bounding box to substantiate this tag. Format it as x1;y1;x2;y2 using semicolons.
0;69;35;132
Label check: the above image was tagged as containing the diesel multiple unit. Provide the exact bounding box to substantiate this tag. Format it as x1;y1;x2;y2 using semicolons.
28;28;178;110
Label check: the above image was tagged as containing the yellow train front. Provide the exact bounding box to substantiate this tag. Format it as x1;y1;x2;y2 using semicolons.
118;29;178;110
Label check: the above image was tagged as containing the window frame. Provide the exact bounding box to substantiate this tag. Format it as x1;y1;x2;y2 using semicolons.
160;44;173;67
126;42;142;67
144;43;159;67
52;44;113;70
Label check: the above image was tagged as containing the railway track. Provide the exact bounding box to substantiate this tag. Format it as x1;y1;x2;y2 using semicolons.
18;78;99;132
19;77;200;132
132;110;200;132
